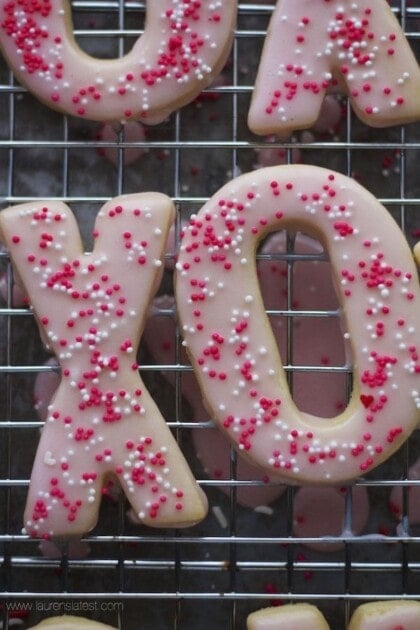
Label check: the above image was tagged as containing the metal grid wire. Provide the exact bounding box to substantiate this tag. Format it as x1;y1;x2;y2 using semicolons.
0;2;419;628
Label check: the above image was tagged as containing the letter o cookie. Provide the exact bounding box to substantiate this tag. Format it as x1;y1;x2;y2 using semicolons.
175;165;420;484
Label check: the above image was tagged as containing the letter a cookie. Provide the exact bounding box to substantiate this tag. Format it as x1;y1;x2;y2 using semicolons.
249;0;420;135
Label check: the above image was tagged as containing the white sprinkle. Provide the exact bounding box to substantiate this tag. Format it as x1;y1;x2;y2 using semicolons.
212;505;228;529
254;505;274;516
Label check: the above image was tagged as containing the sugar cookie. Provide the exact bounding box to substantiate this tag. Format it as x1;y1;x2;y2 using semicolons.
0;194;208;539
175;164;420;484
0;0;237;124
348;600;420;630
246;603;330;630
28;616;116;629
248;0;420;135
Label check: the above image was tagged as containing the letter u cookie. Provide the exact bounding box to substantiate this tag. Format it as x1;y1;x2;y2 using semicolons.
0;0;237;123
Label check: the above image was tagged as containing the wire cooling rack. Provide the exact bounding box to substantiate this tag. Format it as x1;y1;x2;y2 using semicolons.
0;2;419;628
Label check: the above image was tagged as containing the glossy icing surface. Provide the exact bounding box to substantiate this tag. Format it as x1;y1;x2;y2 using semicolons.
0;0;237;123
175;165;420;484
0;194;208;539
248;0;420;134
